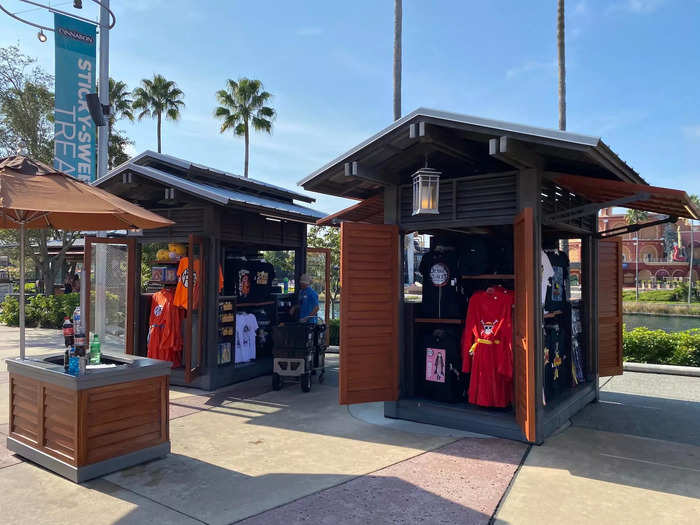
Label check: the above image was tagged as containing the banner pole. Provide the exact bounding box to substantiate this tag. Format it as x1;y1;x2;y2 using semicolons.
97;0;109;180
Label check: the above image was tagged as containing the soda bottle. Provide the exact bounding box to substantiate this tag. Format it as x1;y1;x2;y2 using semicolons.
89;334;101;365
62;316;74;347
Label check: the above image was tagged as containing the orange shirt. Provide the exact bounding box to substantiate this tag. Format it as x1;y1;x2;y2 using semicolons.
174;257;224;310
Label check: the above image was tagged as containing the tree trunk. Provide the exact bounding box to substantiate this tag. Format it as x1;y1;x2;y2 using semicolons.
157;111;162;153
393;0;402;122
557;0;566;131
244;121;250;178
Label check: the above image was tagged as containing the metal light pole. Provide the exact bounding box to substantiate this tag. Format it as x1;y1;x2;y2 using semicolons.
97;0;109;180
635;234;639;300
689;220;695;304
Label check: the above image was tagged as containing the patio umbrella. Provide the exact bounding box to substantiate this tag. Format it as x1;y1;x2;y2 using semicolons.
0;156;174;359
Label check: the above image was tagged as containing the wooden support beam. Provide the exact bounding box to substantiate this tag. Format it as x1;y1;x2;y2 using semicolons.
489;136;542;170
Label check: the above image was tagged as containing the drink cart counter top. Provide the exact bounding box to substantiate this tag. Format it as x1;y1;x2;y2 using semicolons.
5;352;172;391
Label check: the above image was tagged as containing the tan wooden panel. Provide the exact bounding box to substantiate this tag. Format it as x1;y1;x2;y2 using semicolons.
339;222;399;405
513;208;536;443
598;237;623;376
87;431;162;465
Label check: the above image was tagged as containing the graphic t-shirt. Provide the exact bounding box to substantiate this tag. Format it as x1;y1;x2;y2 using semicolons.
235;313;259;363
544;250;569;313
419;249;460;318
251;260;276;301
423;328;463;403
174;257;223;310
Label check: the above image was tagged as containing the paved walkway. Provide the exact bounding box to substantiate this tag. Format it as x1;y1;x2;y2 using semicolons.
0;325;526;524
495;372;700;524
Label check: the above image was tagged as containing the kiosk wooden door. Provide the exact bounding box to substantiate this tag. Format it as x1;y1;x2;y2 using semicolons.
338;222;399;404
513;208;536;442
598;237;623;376
184;234;207;383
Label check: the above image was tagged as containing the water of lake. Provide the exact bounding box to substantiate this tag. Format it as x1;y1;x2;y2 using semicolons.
623;313;700;332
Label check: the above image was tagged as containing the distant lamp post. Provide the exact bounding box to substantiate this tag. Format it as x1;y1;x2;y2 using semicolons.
412;167;441;215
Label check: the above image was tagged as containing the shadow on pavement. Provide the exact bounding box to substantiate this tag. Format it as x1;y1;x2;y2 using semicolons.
573;390;700;446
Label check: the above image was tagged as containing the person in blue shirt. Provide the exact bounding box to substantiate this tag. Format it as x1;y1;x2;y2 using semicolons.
293;273;319;324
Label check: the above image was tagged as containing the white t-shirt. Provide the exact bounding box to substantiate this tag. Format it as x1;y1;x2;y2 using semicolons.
541;250;554;308
235;313;259;363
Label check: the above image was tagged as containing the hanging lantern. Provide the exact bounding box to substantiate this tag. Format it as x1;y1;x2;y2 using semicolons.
412;167;441;215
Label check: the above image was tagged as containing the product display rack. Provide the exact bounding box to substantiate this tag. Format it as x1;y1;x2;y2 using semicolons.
217;295;236;366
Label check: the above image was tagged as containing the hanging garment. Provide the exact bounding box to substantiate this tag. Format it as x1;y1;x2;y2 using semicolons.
544;250;569;313
147;288;183;367
423;328;463;403
174;257;224;310
461;286;514;408
541;250;554;308
458;236;490;276
235;312;259;363
419;247;460;318
250;260;276;301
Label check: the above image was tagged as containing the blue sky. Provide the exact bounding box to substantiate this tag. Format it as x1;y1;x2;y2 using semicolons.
1;0;699;214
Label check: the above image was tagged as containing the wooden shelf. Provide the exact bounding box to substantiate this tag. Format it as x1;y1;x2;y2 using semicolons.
414;317;464;325
461;274;514;280
237;300;275;308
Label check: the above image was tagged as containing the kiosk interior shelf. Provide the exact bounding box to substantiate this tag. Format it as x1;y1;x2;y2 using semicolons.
414;318;464;325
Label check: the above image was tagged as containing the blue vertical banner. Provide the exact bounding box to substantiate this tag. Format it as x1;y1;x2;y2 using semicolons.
54;13;97;182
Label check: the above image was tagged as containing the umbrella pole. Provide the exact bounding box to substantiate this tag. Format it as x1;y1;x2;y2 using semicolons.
19;221;25;359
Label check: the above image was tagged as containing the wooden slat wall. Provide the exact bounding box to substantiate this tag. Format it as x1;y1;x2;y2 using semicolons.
220;209;304;248
339;222;399;404
140;207;206;240
399;172;518;227
9;374;168;467
513;208;536;442
598;237;624;376
83;376;167;465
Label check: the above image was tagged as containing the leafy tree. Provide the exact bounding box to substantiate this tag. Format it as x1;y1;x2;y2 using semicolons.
625;209;649;225
107;78;134;168
132;74;185;153
261;250;295;281
214;78;275;178
0;45;77;294
307;225;340;318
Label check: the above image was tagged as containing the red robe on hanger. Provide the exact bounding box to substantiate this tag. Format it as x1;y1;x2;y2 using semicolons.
461;286;514;407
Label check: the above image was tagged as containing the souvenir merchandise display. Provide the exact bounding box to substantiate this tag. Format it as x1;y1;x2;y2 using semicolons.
458;236;490;276
570;301;585;384
541;247;575;405
250;259;276;301
422;328;463;403
147;288;184;367
174;257;223;310
460;285;514;408
419;245;460;318
217;297;235;365
235;312;259;363
224;256;276;303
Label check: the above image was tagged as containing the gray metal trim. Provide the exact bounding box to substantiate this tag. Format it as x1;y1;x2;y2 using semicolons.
97;163;325;222
299;107;645;188
5;352;171;391
543;192;651;224
98;149;315;203
7;437;170;483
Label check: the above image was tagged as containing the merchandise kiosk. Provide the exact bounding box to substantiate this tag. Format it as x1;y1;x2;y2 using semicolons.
301;108;699;443
93;151;325;390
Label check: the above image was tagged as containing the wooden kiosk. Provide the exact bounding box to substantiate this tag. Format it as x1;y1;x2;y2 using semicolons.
301;108;699;443
93;151;325;391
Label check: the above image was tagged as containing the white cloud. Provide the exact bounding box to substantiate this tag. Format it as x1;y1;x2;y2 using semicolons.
296;27;323;37
573;1;588;15
506;59;556;79
682;125;700;140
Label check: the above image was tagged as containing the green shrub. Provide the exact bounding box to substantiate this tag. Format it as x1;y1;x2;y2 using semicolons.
0;293;80;329
623;326;700;366
328;318;340;346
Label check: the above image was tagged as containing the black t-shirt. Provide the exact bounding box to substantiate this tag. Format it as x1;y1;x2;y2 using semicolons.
458;236;491;276
422;328;463;403
250;260;276;301
544;250;569;313
419;248;460;318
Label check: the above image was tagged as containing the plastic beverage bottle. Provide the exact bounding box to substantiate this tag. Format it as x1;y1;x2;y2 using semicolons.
89;334;101;365
62;316;74;347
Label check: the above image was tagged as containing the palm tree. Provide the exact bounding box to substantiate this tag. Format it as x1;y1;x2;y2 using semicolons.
132;74;185;153
107;78;133;168
214;78;275;178
557;0;566;131
393;0;402;121
625;208;649;300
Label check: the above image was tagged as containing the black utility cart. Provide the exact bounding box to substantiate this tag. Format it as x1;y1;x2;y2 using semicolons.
272;323;327;392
